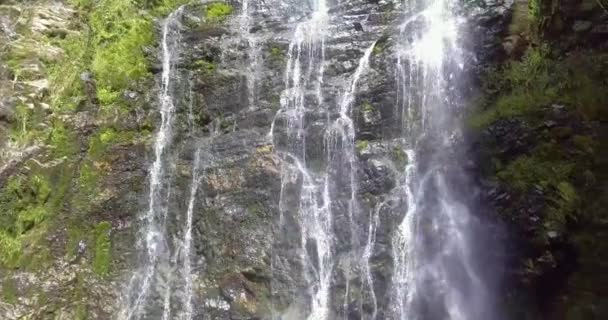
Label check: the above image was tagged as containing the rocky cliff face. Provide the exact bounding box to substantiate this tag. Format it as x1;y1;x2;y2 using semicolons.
0;0;605;319
468;0;608;318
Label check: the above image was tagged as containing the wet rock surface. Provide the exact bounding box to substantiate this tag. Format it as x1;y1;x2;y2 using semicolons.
1;0;605;319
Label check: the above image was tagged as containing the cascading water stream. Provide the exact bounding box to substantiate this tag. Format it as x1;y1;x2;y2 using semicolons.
389;0;493;319
181;93;202;320
238;0;260;109
327;42;375;319
271;0;380;317
120;8;183;320
115;0;496;319
270;1;331;318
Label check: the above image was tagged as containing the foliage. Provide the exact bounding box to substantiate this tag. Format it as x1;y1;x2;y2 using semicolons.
193;59;216;75
88;128;116;159
391;146;408;169
528;0;541;21
97;87;121;105
1;278;18;304
469;48;608;129
48;33;90;111
497;144;575;192
1;0;188;275
91;17;154;93
373;35;389;55
360;102;374;113
0;232;21;268
356;140;369;153
49;120;78;157
495;132;597;232
78;162;101;196
9;103;44;146
206;2;234;23
269;47;285;62
548;181;580;227
152;0;194;16
0;173;57;267
93;221;112;276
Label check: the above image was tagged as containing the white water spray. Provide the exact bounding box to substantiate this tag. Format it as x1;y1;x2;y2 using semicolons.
120;7;184;320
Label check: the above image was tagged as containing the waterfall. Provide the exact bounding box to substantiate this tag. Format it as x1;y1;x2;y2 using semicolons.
270;0;494;318
181;148;201;319
389;0;492;319
329;43;375;319
271;0;380;317
116;0;496;319
270;0;332;318
120;7;185;320
238;0;260;109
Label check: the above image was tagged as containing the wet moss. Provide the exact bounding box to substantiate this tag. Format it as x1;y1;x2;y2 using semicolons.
93;221;112;276
372;34;389;55
269;47;285;64
391;146;408;169
206;2;234;23
1;278;18;304
361;101;374;113
49;120;78;157
194;59;216;75
469;48;608;130
0;170;68;268
356;140;369;153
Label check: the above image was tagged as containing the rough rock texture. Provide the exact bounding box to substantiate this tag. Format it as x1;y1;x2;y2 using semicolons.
0;0;605;319
467;0;608;318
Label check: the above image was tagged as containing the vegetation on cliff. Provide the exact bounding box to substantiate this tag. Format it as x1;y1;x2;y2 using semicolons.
469;0;607;317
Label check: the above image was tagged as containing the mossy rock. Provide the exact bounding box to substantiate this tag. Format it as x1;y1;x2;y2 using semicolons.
206;2;234;23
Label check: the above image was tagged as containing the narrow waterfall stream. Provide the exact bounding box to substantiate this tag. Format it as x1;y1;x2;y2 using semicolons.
120;8;184;320
270;1;332;318
119;0;496;319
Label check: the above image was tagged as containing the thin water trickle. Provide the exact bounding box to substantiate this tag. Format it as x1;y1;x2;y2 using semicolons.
120;8;184;320
181;147;201;320
270;1;332;318
271;1;378;315
239;0;260;109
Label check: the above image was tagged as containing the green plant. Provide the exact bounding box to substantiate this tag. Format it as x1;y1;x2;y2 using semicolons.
206;2;234;23
49;120;77;157
528;0;541;21
48;33;90;111
97;88;121;106
361;102;374;113
270;47;284;61
93;221;112;276
75;304;88;320
193;59;216;75
391;146;408;169
467;48;608;129
373;34;389;55
497;154;574;192
88;128;116;159
0;231;21;267
1;278;18;304
356;140;369;153
92;17;154;91
78;162;101;194
17;206;47;233
9;103;42;146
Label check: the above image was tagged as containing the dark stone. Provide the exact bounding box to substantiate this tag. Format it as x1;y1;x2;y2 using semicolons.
353;22;364;32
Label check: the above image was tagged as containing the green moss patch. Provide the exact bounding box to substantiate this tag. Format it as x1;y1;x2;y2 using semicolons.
93;221;112;276
206;2;234;23
469;48;608;129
